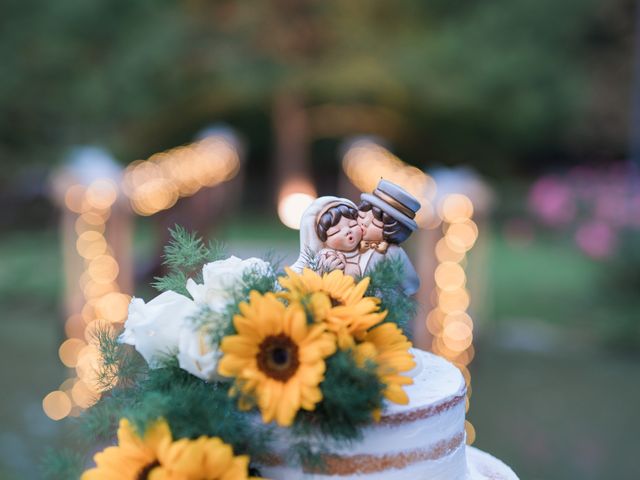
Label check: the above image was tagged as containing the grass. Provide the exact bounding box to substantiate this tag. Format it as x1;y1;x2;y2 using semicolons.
470;347;640;480
0;229;71;479
488;230;601;327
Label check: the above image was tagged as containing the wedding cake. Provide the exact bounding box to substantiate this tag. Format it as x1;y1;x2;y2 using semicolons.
258;349;518;480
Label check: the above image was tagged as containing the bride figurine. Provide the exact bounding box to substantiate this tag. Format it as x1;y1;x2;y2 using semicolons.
291;196;363;275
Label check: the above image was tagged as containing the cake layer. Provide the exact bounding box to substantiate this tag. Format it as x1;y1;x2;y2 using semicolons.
259;349;470;479
467;446;519;480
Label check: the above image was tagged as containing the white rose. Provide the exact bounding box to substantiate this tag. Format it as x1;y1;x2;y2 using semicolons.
177;325;223;382
185;256;272;309
120;290;198;368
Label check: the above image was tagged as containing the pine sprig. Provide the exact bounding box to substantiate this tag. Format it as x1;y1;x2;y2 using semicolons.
41;448;84;480
92;324;146;391
293;349;384;442
365;256;416;336
152;225;226;296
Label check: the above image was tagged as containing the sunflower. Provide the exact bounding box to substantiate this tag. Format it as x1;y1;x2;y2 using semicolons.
82;418;256;480
218;291;336;427
278;267;387;348
354;322;415;405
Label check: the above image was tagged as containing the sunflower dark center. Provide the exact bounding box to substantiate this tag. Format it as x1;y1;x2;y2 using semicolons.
257;334;300;381
137;460;160;480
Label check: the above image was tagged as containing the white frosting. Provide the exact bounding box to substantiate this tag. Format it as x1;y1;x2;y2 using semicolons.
259;349;472;479
466;446;519;480
386;348;467;414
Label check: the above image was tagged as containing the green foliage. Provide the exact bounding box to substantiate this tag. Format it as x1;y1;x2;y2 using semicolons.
41;448;84;480
48;329;273;477
189;305;234;347
293;349;385;443
121;363;273;459
152;225;226;296
365;256;416;337
92;323;146;390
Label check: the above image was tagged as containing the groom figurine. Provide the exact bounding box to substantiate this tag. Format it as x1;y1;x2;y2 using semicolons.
357;179;420;296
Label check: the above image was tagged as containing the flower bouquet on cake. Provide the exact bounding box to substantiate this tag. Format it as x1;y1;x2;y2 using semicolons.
45;226;418;479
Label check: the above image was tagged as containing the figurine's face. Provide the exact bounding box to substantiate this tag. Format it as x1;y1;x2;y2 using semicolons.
324;216;362;251
358;210;384;242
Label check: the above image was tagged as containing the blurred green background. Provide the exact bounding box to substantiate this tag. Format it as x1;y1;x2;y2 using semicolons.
2;1;640;479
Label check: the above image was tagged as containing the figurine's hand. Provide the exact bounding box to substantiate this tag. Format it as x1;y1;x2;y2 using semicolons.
318;250;345;272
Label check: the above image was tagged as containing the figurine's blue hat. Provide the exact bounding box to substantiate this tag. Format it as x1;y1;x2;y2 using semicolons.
360;179;420;232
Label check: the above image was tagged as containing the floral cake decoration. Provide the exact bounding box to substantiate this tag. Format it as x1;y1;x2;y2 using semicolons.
45;226;417;480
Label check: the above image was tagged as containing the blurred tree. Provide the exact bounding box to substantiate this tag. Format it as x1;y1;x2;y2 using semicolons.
0;0;633;177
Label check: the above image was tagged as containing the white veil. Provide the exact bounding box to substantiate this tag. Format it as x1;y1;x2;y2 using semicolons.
290;196;358;272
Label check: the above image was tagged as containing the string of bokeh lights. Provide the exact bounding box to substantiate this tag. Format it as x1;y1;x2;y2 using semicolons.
43;179;130;421
428;193;478;444
341;138;477;445
44;135;241;421
123;136;240;216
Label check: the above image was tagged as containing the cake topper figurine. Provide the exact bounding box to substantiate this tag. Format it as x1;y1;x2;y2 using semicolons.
291;196;363;275
358;179;420;295
291;179;420;296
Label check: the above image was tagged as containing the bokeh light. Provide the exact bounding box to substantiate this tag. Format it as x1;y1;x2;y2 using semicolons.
42;391;72;421
278;192;317;229
58;338;86;368
277;178;317;229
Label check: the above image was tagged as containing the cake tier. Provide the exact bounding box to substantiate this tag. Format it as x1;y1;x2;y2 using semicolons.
259;348;473;479
467;447;519;480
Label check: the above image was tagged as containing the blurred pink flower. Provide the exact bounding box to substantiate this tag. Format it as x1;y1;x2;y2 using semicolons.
529;176;576;226
574;221;616;259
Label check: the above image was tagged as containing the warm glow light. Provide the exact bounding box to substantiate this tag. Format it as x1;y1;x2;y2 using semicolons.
88;254;120;284
123;135;240;216
75;215;105;236
443;312;474;331
50;176;126;419
71;379;98;408
76;231;107;259
95;292;131;323
438;289;470;314
434;262;466;290
465;421;476;445
84;319;114;344
81;299;97;322
130;177;179;216
83;280;117;300
64;185;87;214
64;314;85;339
43;391;72;421
428;189;477;442
58;338;87;368
435;238;466;263
442;194;474;223
452;345;475;366
341;139;438;228
85;179;118;210
278;192;316;229
442;333;473;353
76;343;103;391
444;220;478;253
